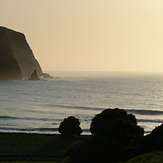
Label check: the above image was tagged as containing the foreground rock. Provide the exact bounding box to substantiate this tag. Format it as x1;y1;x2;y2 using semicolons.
0;26;52;80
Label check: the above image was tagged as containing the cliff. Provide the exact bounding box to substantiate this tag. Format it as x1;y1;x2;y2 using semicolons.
0;27;22;80
0;27;44;80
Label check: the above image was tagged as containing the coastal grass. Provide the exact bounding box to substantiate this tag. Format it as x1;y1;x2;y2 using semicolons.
1;132;163;163
0;132;88;162
126;151;163;163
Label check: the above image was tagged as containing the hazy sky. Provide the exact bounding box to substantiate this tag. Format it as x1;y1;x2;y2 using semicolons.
1;0;163;72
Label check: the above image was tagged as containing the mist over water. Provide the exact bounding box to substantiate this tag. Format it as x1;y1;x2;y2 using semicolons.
1;71;163;135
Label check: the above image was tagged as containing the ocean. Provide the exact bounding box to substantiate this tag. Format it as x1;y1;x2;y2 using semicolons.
1;71;163;135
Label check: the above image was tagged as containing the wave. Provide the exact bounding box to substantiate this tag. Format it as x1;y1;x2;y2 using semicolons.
43;104;104;111
0;116;57;122
138;119;163;123
0;116;18;119
0;125;152;135
44;104;163;116
0;127;90;134
0;127;58;132
126;109;163;115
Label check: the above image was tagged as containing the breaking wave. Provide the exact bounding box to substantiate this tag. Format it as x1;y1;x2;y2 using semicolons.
126;109;163;115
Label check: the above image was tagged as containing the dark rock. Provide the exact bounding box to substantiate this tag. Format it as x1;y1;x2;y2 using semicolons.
28;69;40;80
42;73;53;79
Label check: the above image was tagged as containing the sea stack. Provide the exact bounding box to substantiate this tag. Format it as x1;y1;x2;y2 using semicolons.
0;26;50;80
28;69;40;80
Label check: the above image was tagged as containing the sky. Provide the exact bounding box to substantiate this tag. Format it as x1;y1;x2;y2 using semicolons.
1;0;163;72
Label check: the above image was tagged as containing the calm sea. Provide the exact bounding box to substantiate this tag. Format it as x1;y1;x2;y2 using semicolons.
1;71;163;135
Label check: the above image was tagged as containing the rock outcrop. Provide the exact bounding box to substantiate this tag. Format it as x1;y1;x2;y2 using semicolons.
28;70;40;80
0;26;49;80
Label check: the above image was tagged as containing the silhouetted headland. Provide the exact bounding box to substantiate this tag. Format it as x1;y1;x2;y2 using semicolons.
0;26;52;81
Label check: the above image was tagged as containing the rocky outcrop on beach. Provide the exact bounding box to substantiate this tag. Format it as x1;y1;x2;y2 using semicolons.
0;26;52;80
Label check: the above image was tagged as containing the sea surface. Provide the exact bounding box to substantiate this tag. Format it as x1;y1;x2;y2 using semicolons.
1;71;163;135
